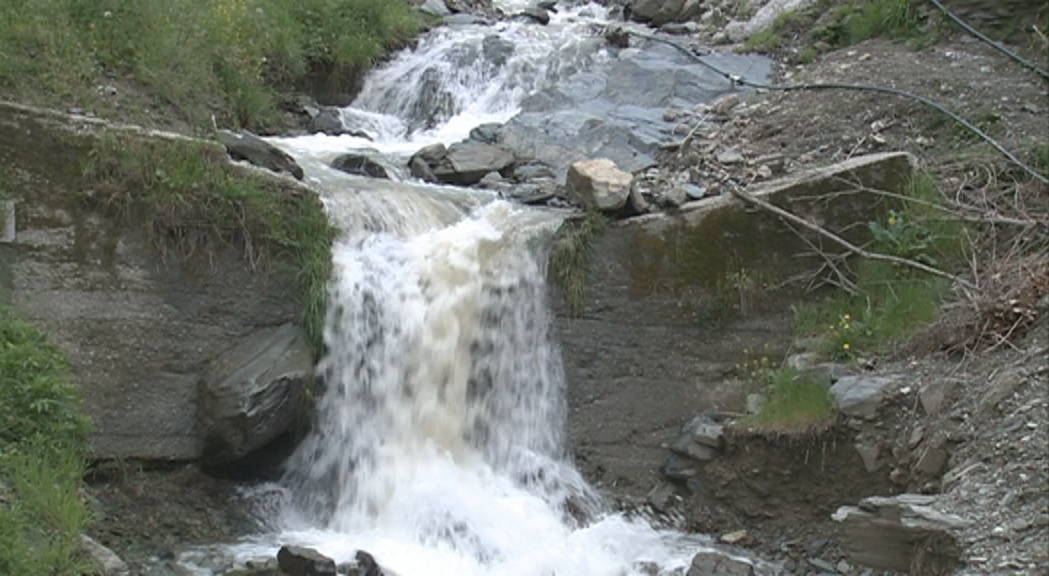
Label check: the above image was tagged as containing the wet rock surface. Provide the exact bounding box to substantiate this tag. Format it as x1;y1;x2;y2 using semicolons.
217;130;305;181
197;323;313;467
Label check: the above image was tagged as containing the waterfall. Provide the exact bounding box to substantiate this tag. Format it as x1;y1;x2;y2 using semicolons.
178;2;773;574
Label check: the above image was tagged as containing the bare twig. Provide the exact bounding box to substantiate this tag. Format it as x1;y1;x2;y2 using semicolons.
727;186;977;290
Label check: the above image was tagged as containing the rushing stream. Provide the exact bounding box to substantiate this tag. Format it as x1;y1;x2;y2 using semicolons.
181;2;771;574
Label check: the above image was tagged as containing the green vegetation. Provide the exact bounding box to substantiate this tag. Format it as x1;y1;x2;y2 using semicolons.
0;305;92;575
738;356;833;434
791;172;966;359
743;10;799;53
550;210;606;317
0;0;423;131
83;135;335;353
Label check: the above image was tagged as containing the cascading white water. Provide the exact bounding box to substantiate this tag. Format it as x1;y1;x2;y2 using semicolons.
179;2;772;574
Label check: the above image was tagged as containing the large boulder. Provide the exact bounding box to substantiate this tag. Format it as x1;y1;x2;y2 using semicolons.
331;154;391;180
630;0;686;26
277;545;337;576
413;141;516;186
564;158;633;212
216;130;304;180
832;494;968;573
197;324;313;466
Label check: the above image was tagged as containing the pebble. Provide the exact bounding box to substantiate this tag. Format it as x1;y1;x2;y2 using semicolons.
720;529;748;544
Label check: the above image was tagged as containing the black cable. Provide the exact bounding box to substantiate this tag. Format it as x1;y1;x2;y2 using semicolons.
928;0;1049;81
624;30;1049;186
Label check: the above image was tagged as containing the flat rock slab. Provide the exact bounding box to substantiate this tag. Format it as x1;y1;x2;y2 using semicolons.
833;494;969;573
830;374;902;419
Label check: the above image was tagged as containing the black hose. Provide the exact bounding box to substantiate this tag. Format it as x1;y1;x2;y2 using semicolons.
928;0;1049;81
626;30;1049;186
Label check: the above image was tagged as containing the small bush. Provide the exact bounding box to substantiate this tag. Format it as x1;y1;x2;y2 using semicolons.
84;135;335;354
740;364;834;434
0;305;92;575
791;172;965;358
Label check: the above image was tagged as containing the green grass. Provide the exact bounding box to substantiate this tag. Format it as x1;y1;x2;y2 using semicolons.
0;305;92;575
741;366;834;434
550;210;606;317
83;135;335;354
0;0;422;131
808;0;933;50
791;172;965;359
743;10;799;53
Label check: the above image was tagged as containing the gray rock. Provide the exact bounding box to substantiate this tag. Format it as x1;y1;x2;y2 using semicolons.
516;7;550;25
565;159;632;212
662;454;698;480
717;147;745;165
683;415;724;449
481;35;515;67
1;200;14;244
419;0;451;16
80;534;130;576
413;143;448;164
409;68;456;132
646;481;680;512
854;442;881;473
630;0;687;27
671;433;718;461
217;130;304;180
683;183;706;200
626;185;651;215
687;550;755;576
661;184;688;208
308;108;372;139
409;156;436;182
832;494;968;573
342;550;384;576
829;374;900;419
506;182;556;205
469;122;503;144
429;141;516;186
513;161;557;182
197;324;313;466
331;154;391;180
660;21;700;35
277;545;337;576
919;379;952;415
478;171;509;191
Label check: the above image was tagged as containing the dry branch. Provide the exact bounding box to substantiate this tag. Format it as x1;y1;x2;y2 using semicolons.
727;186;977;291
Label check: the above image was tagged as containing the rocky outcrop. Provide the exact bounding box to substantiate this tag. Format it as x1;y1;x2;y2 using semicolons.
277;545;337;576
217;130;304;180
0;102;309;460
331;153;392;180
829;374;902;419
564;159;633;212
832;494;968;574
556;152;915;494
197;324;312;467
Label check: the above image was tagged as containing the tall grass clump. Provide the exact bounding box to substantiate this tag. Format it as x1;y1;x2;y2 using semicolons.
83;135;335;354
792;172;967;359
0;305;92;575
550;210;606;317
739;360;834;434
0;0;422;130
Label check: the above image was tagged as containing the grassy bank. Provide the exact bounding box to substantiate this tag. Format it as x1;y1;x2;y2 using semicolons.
740;172;968;432
84;134;336;354
0;305;92;575
0;0;422;132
